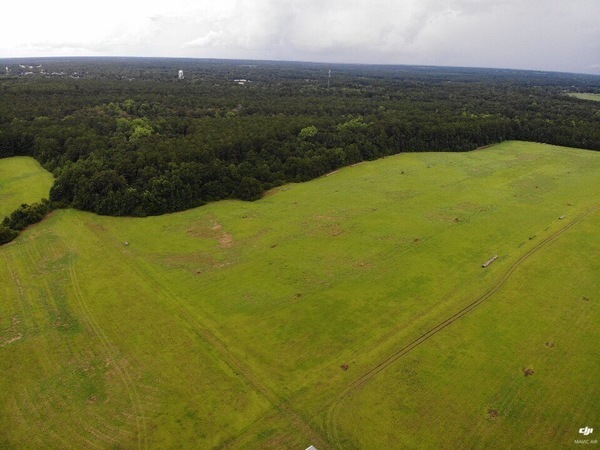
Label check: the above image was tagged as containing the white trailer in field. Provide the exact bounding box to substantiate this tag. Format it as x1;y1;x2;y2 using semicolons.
482;255;498;268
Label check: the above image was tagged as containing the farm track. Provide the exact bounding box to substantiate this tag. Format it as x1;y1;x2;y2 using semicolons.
325;204;599;448
66;222;148;449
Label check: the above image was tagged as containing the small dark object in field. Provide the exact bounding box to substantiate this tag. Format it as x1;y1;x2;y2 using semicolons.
545;341;555;348
523;368;535;377
582;296;590;301
341;364;349;371
295;293;302;298
270;243;278;248
454;217;460;223
488;409;500;418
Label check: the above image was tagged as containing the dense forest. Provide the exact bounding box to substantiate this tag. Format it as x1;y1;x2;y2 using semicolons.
1;57;599;218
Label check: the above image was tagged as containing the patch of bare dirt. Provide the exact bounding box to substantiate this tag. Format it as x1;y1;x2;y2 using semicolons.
0;333;23;347
488;409;500;418
219;233;233;248
308;215;344;237
187;217;235;249
88;222;108;232
523;368;535;377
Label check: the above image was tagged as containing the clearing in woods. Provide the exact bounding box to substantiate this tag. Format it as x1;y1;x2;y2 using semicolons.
0;141;599;449
0;156;53;218
568;92;600;102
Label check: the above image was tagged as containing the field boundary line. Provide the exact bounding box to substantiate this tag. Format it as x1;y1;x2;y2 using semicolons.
325;204;599;448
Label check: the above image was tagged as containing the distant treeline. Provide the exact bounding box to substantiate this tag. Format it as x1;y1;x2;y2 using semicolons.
0;58;599;217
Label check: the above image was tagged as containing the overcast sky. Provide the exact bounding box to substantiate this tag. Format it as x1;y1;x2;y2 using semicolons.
2;0;599;74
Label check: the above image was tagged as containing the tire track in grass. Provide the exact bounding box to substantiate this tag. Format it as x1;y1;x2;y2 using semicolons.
3;252;33;331
66;222;148;449
2;247;101;449
23;238;134;447
120;244;329;450
325;205;599;448
2;254;27;346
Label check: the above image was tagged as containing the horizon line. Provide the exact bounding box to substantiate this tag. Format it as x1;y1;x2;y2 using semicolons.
1;55;599;77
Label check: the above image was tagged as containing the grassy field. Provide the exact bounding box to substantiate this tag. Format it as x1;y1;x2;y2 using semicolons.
568;92;600;102
1;141;599;449
0;156;54;218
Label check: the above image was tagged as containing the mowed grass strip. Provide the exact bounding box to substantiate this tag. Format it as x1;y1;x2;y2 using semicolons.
1;141;599;448
0;156;54;218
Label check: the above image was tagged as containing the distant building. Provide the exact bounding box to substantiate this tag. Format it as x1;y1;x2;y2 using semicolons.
178;70;184;80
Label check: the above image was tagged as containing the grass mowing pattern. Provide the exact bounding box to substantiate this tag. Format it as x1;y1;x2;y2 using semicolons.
0;156;54;218
1;141;599;448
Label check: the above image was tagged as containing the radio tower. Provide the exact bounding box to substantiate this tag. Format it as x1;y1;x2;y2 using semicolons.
327;69;331;89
